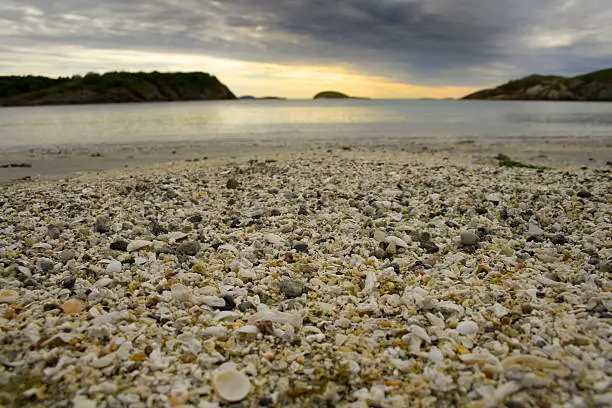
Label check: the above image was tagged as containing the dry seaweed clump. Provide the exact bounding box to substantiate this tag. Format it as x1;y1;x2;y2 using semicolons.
0;146;610;407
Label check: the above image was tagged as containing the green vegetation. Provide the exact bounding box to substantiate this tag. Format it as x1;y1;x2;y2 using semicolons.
496;154;548;170
463;67;612;101
0;71;236;106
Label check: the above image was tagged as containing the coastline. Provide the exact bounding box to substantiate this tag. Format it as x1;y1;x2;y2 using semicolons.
0;144;610;407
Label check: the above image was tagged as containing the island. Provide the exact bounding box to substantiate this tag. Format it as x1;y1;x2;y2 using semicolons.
0;71;236;106
462;67;612;101
314;91;350;99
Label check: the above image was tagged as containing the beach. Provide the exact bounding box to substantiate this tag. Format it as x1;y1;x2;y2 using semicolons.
0;143;611;407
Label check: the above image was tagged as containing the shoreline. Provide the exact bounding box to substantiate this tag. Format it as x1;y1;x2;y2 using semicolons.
0;138;611;185
0;145;610;407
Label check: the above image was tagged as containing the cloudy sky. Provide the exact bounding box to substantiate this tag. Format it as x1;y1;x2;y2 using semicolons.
1;0;610;98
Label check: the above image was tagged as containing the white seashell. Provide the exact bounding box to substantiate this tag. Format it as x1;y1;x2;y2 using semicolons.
457;320;479;335
386;236;408;248
32;242;53;250
91;352;116;368
171;284;193;303
194;296;226;307
409;325;431;343
500;354;569;376
211;368;251;402
492;303;509;317
214;311;240;321
0;289;19;304
361;270;377;294
93;277;114;288
428;347;443;365
263;233;282;245
218;244;239;253
248;309;303;328
235;325;260;340
127;240;152;252
106;260;122;274
168;232;188;242
202;326;228;337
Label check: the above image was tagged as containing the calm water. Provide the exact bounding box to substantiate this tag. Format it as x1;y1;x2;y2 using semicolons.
0;99;611;150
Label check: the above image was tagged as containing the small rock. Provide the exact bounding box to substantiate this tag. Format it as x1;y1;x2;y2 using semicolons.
47;224;61;239
61;298;86;314
187;214;203;224
238;301;255;312
94;216;110;233
280;279;305;298
61;276;77;289
420;240;439;254
527;223;545;238
264;233;283;245
457;320;479;335
226;178;240;189
37;258;55;272
177;241;200;256
270;208;282;216
600;260;612;273
59;249;77;263
577;190;592;198
298;205;309;215
460;231;479;246
292;242;308;253
110;239;129;251
550;234;568;245
219;295;236;311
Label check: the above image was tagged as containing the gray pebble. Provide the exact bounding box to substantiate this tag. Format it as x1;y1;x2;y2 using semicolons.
298;205;309;216
577;190;592;198
37;258;55;272
280;279;305;298
61;276;76;289
460;230;479;246
94;216;110;233
599;260;612;273
59;249;77;263
238;301;255;312
47;224;61;239
177;241;200;256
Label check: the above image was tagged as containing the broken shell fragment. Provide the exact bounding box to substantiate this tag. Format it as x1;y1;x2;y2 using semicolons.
211;368;251;402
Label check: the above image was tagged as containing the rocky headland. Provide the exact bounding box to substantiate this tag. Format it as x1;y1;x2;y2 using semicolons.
0;72;236;106
463;68;612;101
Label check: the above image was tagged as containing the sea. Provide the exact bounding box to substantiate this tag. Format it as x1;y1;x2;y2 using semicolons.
0;99;611;151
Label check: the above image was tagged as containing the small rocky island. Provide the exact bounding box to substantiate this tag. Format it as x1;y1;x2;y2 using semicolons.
463;67;612;101
313;91;350;99
0;71;236;106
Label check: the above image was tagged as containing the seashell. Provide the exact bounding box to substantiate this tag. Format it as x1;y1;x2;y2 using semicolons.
61;298;86;314
127;240;152;252
193;295;226;307
106;260;122;274
360;270;377;294
211;367;251;402
168;232;188;242
0;289;19;304
500;355;569;376
457;320;479;335
235;325;260;340
248;309;303;328
409;325;431;343
386;236;408;248
214;311;240;321
428;347;443;364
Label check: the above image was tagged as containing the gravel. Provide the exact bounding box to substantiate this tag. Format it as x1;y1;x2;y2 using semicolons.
0;145;610;408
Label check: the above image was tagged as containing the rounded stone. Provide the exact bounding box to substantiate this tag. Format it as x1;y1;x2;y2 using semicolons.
280;279;305;298
460;230;479;246
177;241;200;256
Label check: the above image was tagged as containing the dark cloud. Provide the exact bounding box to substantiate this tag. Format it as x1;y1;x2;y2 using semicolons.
1;0;610;86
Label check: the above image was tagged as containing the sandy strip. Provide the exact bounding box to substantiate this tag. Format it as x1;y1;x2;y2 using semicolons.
0;145;610;408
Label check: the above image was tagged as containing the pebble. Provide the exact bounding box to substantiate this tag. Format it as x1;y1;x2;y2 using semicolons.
280;279;305;298
94;216;110;233
0;146;608;408
577;189;592;198
47;224;61;239
226;178;240;189
110;239;129;251
59;249;77;263
37;257;55;272
460;230;479;246
292;242;308;252
177;240;200;256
